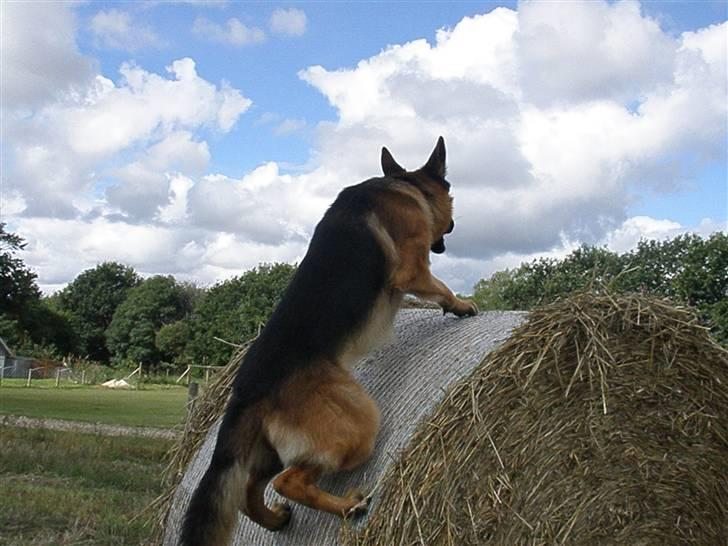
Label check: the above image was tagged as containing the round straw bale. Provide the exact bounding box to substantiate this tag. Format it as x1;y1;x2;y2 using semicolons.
347;292;728;545
162;309;525;545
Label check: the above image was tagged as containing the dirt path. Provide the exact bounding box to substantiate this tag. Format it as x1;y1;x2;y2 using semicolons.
0;414;181;440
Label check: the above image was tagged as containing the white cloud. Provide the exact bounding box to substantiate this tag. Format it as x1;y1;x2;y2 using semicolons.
602;216;683;253
187;163;328;244
13;215;308;293
0;2;95;110
5;57;251;218
192;16;265;46
63;58;250;156
4;2;726;297
273;118;307;136
515;0;676;106
105;131;211;220
158;175;195;224
269;8;307;37
90;9;164;51
299;4;726;267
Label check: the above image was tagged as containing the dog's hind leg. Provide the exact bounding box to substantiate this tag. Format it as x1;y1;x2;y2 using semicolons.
272;465;367;518
244;471;292;530
266;364;379;518
241;441;291;531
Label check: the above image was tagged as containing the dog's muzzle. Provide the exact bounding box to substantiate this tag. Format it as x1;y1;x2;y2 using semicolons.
431;237;446;254
431;220;454;254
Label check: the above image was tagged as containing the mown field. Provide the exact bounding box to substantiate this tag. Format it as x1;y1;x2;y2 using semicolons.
0;380;188;427
0;426;172;546
0;382;193;545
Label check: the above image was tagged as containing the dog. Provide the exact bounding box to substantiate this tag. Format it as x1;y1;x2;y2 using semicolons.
180;136;478;545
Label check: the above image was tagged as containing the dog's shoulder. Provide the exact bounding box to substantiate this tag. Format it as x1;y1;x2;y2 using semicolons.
230;180;397;403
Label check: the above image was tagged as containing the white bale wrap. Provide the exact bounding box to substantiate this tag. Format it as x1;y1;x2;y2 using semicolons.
164;309;524;546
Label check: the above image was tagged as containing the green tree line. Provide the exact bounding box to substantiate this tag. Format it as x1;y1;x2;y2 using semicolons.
472;233;728;344
0;224;296;369
1;223;725;370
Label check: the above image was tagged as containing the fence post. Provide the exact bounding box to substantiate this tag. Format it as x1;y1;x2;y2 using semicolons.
55;368;61;388
205;367;210;385
26;369;32;387
0;364;4;387
187;382;199;422
81;370;86;385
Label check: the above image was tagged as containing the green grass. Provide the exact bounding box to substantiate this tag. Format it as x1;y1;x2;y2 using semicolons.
0;426;171;546
0;382;188;428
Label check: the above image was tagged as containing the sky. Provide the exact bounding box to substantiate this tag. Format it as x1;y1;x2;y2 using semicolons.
1;0;726;295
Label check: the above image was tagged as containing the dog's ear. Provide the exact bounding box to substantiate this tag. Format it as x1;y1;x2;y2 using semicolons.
423;136;446;178
381;147;405;176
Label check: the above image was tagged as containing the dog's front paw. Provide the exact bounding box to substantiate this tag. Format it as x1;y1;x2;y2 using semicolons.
444;298;478;317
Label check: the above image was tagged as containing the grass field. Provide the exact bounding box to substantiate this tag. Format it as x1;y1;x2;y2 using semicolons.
0;426;171;546
0;381;188;428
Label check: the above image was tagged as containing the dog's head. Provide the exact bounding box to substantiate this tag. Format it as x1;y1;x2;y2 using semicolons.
381;136;454;254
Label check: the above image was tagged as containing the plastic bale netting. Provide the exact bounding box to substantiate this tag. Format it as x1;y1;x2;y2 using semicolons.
158;309;525;545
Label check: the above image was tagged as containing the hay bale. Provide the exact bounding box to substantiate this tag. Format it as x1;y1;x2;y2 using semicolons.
160;293;728;545
161;309;524;545
347;292;728;545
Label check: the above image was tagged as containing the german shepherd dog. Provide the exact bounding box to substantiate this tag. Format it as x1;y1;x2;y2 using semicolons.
180;137;477;545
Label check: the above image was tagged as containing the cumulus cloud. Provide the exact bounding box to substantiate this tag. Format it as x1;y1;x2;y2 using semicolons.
90;9;164;51
105;131;211;220
12;215;308;293
5;58;251;218
187;163;330;244
192;16;265;46
515;0;676;106
0;2;95;110
5;1;726;294
300;2;726;269
269;8;307;37
63;58;250;156
602;216;683;253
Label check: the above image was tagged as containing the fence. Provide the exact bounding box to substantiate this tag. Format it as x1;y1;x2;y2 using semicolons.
176;364;225;386
0;363;109;388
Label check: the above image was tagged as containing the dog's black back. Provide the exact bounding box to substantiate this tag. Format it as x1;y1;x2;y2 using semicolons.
229;178;390;408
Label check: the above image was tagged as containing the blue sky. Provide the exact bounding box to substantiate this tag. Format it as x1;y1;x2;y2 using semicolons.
2;1;726;293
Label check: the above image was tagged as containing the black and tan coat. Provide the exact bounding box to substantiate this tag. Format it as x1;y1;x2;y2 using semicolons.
180;137;477;546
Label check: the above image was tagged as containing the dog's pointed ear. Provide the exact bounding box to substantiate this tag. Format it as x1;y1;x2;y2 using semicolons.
423;136;446;178
381;147;405;176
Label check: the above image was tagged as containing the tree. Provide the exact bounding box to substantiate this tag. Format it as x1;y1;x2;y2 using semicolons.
156;318;192;366
672;233;727;307
0;224;77;357
472;270;517;310
0;223;40;317
471;233;728;345
106;275;194;367
184;263;296;366
57;262;140;361
17;302;78;356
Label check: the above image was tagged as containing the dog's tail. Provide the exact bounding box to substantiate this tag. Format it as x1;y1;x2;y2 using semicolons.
179;405;282;546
